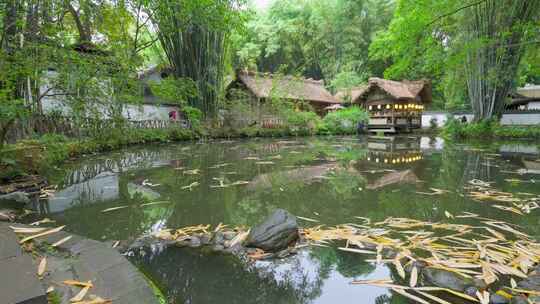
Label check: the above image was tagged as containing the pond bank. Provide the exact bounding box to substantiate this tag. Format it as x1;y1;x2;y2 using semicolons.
2;222;161;304
0;126;359;194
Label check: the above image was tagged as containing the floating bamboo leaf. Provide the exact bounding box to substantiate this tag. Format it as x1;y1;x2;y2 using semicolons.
297;216;319;223
409;266;418;287
392;288;429;304
338;247;376;255
101;206;129;213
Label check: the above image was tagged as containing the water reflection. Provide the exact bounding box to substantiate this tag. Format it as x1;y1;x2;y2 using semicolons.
29;135;540;304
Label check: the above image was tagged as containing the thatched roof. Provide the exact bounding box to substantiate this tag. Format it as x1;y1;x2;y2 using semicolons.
336;78;432;104
234;71;340;104
517;85;540;98
335;85;368;103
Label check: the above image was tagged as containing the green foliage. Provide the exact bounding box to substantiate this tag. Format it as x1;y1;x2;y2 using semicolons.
284;110;321;136
150;0;247;117
442;119;540;140
149;77;198;106
321;107;368;134
234;0;394;83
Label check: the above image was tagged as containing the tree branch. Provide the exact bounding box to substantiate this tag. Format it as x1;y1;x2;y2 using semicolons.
425;0;487;28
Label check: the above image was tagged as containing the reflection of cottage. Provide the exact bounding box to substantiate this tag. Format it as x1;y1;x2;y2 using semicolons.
366;169;419;190
506;85;540;111
226;70;341;117
366;136;423;165
336;78;431;133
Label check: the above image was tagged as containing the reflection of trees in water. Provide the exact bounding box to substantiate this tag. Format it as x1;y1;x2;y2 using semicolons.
58;148;185;187
309;246;375;279
132;248;321;304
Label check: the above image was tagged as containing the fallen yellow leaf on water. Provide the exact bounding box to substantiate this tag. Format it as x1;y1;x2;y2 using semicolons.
338;247;376;255
101;206;129;213
415;290;453;304
392;288;429;304
409;266;418;287
37;257;47;277
297;216;319;223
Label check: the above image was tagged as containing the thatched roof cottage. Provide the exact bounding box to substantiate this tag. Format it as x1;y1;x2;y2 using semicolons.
226;70;340;115
336;78;432;133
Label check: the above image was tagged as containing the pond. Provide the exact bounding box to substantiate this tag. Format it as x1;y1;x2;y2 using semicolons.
28;135;540;304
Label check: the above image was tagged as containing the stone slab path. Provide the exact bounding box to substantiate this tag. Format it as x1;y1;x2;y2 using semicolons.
1;223;160;304
0;223;48;304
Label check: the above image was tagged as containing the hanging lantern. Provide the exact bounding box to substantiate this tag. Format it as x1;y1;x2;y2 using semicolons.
369;105;372;110
377;105;382;109
386;104;391;109
394;104;398;109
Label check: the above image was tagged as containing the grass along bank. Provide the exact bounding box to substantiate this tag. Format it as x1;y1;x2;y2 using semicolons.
441;119;540;140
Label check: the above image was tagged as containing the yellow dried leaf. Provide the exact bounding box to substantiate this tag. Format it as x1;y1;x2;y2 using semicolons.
63;280;94;288
37;257;47;277
409;266;418;287
19;226;66;244
70;284;90;303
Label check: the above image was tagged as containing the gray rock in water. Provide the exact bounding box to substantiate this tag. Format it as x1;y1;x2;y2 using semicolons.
199;234;211;245
246;209;298;252
464;286;479;297
518;274;540;290
0;192;30;208
223;231;236;241
490;293;510;304
188;237;201;248
422;267;474;292
510;296;528;304
213;232;225;245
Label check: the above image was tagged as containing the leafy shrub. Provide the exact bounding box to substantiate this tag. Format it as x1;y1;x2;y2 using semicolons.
440;119;540;140
321;106;368;134
284;110;321;136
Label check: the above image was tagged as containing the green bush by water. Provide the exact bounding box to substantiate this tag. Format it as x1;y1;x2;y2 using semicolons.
442;118;540;139
321;107;368;135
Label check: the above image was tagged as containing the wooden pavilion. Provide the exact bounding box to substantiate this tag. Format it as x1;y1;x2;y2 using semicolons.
337;78;432;133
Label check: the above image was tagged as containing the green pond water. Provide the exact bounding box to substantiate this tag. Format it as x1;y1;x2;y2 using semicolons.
29;136;540;304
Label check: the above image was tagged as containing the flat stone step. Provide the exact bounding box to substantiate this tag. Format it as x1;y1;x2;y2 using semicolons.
0;223;47;304
0;222;21;260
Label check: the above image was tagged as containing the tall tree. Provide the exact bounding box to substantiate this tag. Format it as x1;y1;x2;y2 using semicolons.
463;0;540;121
150;0;246;118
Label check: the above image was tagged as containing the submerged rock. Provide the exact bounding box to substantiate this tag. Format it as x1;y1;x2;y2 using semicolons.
246;209;299;252
422;267;475;292
490;293;510;304
510;296;528;304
